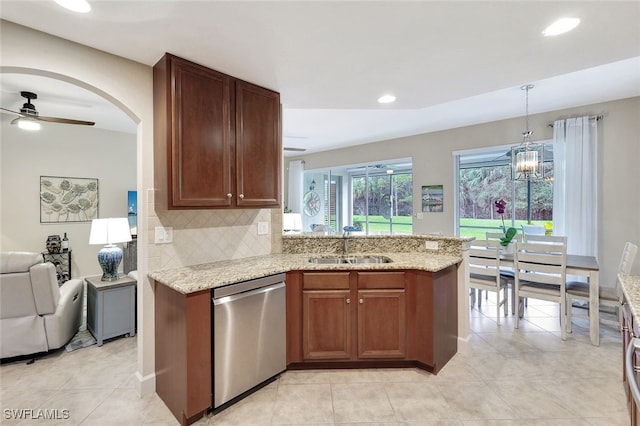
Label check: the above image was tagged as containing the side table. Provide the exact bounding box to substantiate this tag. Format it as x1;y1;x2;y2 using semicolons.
85;274;137;346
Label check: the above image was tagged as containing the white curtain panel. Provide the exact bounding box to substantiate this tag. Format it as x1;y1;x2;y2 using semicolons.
552;116;598;257
287;160;305;214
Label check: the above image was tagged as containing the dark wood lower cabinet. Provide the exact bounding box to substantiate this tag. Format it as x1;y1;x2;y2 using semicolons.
303;290;352;359
286;266;458;373
357;289;406;359
155;283;211;426
153;265;459;425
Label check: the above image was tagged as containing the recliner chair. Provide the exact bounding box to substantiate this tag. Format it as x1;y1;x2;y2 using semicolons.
0;251;84;358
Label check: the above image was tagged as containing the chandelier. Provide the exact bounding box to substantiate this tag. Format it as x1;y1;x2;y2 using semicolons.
511;84;545;181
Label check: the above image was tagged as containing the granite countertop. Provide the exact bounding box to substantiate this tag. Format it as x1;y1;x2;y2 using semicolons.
148;252;462;294
620;274;640;321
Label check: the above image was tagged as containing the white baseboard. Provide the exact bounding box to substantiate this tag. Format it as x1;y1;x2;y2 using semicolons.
134;370;156;397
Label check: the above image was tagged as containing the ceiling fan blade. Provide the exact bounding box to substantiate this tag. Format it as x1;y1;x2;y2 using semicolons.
284;147;306;152
36;115;95;126
0;107;26;117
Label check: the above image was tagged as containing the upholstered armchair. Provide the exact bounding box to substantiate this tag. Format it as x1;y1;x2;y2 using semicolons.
0;251;84;358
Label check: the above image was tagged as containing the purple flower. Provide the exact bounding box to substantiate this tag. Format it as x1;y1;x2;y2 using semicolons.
495;199;507;230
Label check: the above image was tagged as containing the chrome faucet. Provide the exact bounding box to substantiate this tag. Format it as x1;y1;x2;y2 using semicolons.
342;230;351;257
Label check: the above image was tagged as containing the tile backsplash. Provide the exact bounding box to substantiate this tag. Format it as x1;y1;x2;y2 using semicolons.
148;208;275;271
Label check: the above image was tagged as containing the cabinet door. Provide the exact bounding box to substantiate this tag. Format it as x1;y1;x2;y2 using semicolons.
357;289;406;359
235;81;281;207
171;58;233;207
302;290;352;360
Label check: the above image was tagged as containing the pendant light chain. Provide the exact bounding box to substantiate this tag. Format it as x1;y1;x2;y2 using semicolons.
521;84;534;140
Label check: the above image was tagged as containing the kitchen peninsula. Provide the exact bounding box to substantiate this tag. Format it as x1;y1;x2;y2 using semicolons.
149;234;470;426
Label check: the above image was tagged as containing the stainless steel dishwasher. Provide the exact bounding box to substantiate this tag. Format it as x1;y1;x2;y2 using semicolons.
212;273;286;408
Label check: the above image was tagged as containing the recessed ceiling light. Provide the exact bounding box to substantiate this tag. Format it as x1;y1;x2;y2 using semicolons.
378;95;396;104
542;17;580;36
54;0;91;13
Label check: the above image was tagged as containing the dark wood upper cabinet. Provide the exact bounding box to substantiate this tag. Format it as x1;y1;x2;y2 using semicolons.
154;53;281;209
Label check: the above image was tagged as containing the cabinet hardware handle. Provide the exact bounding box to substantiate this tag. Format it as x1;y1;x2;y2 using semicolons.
226;193;232;198
239;194;245;199
346;298;351;304
359;299;363;304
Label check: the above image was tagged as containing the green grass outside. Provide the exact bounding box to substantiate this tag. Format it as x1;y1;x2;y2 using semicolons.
459;218;553;240
348;215;552;238
352;215;412;234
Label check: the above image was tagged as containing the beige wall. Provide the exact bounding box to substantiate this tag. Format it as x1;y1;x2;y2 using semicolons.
287;96;640;283
0;20;156;396
1;123;136;278
0;20;281;398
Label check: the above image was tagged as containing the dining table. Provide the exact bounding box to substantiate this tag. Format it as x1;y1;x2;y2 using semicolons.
500;253;601;346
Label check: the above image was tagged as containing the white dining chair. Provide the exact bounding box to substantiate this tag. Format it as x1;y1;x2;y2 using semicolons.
522;234;567;244
514;239;568;340
468;240;509;324
566;242;637;332
521;224;546;236
486;231;522;313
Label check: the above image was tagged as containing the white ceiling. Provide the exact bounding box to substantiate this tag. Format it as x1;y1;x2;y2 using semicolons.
1;1;639;155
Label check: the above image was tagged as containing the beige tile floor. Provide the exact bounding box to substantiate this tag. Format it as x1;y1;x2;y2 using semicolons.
0;295;628;425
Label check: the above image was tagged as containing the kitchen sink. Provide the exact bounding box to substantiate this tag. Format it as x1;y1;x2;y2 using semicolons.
308;255;392;264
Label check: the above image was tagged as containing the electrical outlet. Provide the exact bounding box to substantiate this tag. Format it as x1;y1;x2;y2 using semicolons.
415;212;424;220
425;241;439;250
257;221;269;235
155;226;173;244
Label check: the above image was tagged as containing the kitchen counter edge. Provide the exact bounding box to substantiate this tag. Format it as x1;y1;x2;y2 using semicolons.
148;252;462;294
620;274;640;321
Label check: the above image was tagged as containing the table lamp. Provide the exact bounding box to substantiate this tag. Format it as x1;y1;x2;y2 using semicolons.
89;217;132;281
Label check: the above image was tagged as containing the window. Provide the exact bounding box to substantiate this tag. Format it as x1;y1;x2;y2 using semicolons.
302;159;413;235
455;144;553;240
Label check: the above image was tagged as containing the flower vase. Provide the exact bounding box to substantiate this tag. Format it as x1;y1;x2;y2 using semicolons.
502;241;515;256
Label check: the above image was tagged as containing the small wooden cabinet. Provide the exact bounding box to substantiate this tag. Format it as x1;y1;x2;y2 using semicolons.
153;53;281;209
299;271;407;362
286;267;458;373
302;272;352;360
357;288;406;359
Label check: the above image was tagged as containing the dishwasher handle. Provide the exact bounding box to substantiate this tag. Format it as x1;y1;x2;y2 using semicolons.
213;282;285;306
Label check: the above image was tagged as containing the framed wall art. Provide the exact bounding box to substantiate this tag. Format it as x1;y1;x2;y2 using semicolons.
40;176;99;223
421;184;443;213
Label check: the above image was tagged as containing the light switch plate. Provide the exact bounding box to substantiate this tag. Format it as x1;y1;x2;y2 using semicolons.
257;222;269;235
155;226;173;244
425;241;439;250
415;212;424;220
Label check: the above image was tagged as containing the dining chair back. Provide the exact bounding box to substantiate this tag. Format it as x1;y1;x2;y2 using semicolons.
523;234;567;245
521;224;546;236
514;240;568;339
468;239;509;324
566;241;638;331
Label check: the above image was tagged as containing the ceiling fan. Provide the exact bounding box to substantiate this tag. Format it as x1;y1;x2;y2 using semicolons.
0;91;95;129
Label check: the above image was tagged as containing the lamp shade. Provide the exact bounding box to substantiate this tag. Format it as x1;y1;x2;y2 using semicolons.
511;142;545;180
89;218;132;281
89;218;132;245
